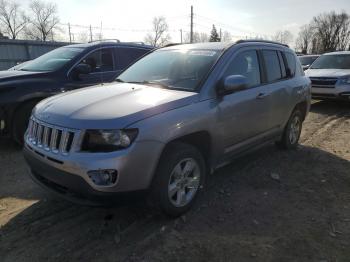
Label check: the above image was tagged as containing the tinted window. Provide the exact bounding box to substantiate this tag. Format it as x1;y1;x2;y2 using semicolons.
278;51;287;78
116;48;150;70
284;52;296;77
263;50;282;82
81;48;114;73
223;50;261;88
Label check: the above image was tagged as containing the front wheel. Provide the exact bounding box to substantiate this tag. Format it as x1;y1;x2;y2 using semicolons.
276;109;303;149
151;142;206;217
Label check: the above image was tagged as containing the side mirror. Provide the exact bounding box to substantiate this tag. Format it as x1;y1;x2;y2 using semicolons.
74;63;92;75
217;75;248;96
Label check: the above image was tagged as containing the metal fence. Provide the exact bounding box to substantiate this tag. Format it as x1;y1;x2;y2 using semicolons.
0;39;71;70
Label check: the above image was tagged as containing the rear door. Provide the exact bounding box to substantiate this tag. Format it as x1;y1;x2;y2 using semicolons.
260;49;290;131
217;48;272;155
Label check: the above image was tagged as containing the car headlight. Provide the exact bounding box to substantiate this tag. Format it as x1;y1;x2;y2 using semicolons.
339;76;350;84
81;129;138;152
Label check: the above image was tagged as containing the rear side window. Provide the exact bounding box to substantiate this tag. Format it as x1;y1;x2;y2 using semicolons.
223;50;261;88
284;52;296;77
116;48;150;70
262;50;282;82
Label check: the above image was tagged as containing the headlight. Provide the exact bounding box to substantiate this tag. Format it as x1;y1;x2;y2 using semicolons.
339;76;350;84
81;129;138;152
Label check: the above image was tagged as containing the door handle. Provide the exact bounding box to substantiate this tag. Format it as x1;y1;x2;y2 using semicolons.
256;93;269;99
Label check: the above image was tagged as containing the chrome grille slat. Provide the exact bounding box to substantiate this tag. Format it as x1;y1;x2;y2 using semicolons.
26;117;77;155
59;130;69;154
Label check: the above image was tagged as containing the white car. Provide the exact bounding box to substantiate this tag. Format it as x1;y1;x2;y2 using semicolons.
305;51;350;100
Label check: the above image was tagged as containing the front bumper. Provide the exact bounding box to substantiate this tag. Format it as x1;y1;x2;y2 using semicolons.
312;84;350;100
23;139;164;200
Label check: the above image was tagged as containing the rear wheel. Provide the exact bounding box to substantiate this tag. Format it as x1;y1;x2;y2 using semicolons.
151;142;206;217
276;109;303;149
12;101;38;146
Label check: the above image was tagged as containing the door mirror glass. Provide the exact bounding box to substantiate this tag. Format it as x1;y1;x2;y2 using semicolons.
217;75;248;96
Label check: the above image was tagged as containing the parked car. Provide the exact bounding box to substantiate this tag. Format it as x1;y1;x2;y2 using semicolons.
305;51;350;100
299;55;319;70
0;40;154;144
23;40;311;216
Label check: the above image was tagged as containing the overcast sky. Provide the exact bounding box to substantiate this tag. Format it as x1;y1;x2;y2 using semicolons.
23;0;350;44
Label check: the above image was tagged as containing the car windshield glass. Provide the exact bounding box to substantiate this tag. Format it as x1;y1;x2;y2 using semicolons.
310;54;350;69
299;56;317;66
20;47;84;72
116;49;220;91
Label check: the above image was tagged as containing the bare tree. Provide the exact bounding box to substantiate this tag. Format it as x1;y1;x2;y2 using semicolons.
272;30;293;45
295;25;314;54
144;16;171;47
311;11;350;52
184;31;208;43
25;0;59;41
221;31;232;42
0;0;28;39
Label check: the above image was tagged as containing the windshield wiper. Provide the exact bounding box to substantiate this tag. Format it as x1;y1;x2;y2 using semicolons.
115;78;124;82
124;80;170;89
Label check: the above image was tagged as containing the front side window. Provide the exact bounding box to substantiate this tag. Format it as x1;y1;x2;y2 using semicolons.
80;48;114;73
223;50;261;88
20;47;84;72
117;49;220;91
263;50;282;82
310;54;350;69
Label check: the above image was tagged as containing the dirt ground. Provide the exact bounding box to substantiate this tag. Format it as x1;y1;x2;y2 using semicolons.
1;100;350;262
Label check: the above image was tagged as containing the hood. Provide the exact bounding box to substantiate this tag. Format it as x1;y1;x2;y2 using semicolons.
34;82;198;129
305;68;350;78
0;70;47;82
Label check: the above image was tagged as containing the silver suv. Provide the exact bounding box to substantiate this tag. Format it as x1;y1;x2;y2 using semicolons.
306;51;350;100
24;40;311;216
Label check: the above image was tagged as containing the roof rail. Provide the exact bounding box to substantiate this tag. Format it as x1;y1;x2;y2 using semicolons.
122;41;147;45
162;43;183;48
88;39;120;43
236;39;289;48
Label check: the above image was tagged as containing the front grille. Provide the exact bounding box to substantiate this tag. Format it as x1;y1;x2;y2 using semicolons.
26;117;78;155
310;77;338;88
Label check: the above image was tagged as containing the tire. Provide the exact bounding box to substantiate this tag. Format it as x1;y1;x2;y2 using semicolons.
12;101;38;146
276;109;303;150
150;142;206;217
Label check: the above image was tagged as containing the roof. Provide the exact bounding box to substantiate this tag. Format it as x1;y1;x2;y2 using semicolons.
65;41;154;49
324;51;350;56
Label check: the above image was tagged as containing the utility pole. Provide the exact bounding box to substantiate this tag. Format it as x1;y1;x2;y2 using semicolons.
180;29;183;43
190;5;193;43
89;25;93;42
68;23;72;43
219;28;222;42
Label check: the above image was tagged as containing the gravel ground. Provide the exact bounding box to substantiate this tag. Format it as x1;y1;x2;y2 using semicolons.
1;100;350;262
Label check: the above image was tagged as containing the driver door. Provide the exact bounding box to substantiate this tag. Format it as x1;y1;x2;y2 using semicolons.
66;48;117;89
217;49;272;157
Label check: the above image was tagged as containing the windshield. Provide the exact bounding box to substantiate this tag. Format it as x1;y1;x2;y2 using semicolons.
299;56;318;66
117;49;220;91
310;54;350;69
20;47;84;72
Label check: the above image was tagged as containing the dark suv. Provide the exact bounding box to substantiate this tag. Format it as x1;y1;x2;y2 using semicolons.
0;41;154;144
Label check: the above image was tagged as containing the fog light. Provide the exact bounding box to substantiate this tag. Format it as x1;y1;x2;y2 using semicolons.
87;169;118;186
